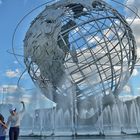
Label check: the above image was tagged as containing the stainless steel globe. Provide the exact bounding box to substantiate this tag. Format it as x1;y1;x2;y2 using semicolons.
24;0;137;114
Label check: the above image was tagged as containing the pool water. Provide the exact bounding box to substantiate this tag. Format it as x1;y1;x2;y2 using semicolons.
5;135;140;140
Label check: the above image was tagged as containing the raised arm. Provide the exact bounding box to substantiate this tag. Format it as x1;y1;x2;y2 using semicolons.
20;101;25;113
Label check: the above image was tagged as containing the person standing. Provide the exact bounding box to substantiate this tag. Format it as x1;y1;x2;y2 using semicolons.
7;101;25;140
0;113;7;140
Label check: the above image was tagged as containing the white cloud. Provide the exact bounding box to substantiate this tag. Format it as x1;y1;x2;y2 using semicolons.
87;36;100;44
14;61;18;64
126;18;140;63
123;85;131;93
73;27;79;33
119;95;137;101
132;68;139;76
125;0;140;18
137;87;140;91
126;0;140;11
125;1;140;64
126;0;135;5
136;47;140;60
5;69;20;78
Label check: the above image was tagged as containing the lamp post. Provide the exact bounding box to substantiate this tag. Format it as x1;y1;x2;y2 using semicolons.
2;87;8;104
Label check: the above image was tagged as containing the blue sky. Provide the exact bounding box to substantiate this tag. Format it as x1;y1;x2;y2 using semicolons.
0;0;56;111
0;0;140;110
0;0;41;85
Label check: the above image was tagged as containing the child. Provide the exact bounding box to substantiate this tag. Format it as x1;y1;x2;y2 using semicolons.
0;113;7;140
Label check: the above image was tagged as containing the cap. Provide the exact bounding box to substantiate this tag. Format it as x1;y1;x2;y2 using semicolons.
9;107;16;112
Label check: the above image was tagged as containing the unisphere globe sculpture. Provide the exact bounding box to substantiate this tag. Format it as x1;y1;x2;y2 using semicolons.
24;0;137;118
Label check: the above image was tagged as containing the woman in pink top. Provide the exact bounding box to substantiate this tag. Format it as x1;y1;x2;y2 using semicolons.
0;113;7;140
